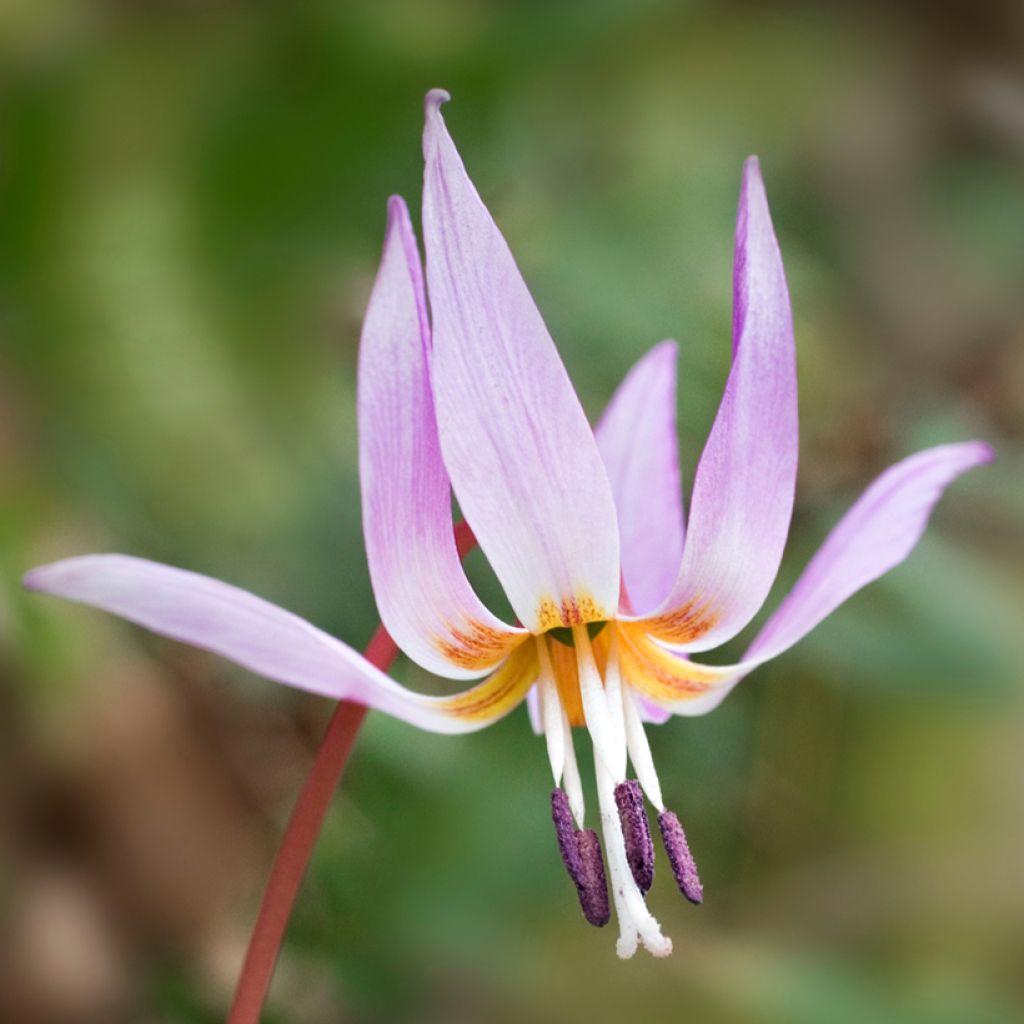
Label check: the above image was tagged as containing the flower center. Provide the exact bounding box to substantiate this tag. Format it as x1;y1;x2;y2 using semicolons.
535;627;703;959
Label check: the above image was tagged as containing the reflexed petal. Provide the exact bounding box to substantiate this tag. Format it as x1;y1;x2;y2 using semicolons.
626;441;992;716
745;441;994;663
635;158;797;651
358;195;524;680
595;341;684;616
422;90;620;633
24;555;536;733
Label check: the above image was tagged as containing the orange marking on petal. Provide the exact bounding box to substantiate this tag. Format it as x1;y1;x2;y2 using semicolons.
547;637;585;728
617;623;726;704
438;641;537;722
535;593;606;631
434;617;522;671
641;596;720;645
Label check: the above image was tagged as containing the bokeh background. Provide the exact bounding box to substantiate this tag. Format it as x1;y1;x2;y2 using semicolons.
2;2;1023;1022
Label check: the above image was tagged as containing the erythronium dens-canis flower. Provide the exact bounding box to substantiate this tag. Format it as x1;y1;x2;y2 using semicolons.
25;89;993;959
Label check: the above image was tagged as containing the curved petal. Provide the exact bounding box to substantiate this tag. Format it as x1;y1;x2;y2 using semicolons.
624;441;992;716
422;89;620;633
634;158;797;651
359;195;524;680
745;441;994;663
595;341;684;616
23;555;536;733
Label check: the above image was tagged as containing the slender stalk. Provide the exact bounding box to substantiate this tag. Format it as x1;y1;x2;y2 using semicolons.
227;521;477;1023
226;633;391;1023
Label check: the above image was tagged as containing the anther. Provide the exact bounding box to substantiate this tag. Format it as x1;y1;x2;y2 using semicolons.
575;829;611;927
657;810;703;904
551;788;582;884
614;780;654;894
551;788;610;927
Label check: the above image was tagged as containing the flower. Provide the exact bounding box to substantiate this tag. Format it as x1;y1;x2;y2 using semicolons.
24;89;992;959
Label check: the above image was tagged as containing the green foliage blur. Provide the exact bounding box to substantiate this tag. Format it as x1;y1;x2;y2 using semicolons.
2;2;1022;1022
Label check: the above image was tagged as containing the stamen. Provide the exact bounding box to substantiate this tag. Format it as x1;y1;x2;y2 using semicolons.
551;788;582;883
573;625;626;781
621;682;665;811
537;641;565;784
575;829;611;927
551;788;610;927
658;810;704;904
613;780;654;894
560;704;585;826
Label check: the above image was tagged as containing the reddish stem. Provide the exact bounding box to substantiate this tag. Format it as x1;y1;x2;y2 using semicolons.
227;523;476;1023
225;628;396;1024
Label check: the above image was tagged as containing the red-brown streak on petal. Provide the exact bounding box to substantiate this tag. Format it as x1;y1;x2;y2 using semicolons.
433;617;524;670
617;624;725;704
438;643;537;721
536;593;607;631
641;596;720;645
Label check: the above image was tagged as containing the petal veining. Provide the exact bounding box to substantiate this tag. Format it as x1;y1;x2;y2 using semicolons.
635;158;797;651
24;555;534;733
422;89;620;632
359;196;524;680
595;341;684;616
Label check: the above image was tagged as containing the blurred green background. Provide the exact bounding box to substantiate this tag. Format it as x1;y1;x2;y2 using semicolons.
2;1;1022;1022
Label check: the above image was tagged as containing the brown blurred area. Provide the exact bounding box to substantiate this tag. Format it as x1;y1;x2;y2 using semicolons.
1;2;1022;1022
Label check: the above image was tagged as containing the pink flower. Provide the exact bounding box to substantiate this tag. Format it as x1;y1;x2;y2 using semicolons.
24;90;992;958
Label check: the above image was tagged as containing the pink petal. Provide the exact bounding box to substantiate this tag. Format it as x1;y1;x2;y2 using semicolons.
634;441;993;716
745;441;994;663
24;555;536;733
595;341;684;616
634;157;798;651
421;90;620;633
358;196;524;680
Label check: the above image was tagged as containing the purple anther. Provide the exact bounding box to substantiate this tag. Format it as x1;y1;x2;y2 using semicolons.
551;788;583;885
658;810;703;904
551;789;610;927
575;828;611;927
614;779;655;894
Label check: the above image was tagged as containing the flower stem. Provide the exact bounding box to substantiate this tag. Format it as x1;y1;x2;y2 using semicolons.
226;640;392;1023
227;521;477;1022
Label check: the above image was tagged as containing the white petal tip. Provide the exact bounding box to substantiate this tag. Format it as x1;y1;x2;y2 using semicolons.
616;936;638;960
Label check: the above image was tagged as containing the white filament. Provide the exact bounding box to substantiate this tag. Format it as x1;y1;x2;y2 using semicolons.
537;637;585;825
536;639;565;784
621;683;665;812
560;704;585;826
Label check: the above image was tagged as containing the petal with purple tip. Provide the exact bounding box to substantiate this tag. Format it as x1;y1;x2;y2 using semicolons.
359;195;524;680
595;341;684;616
24;555;536;733
422;90;620;633
634;158;797;651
